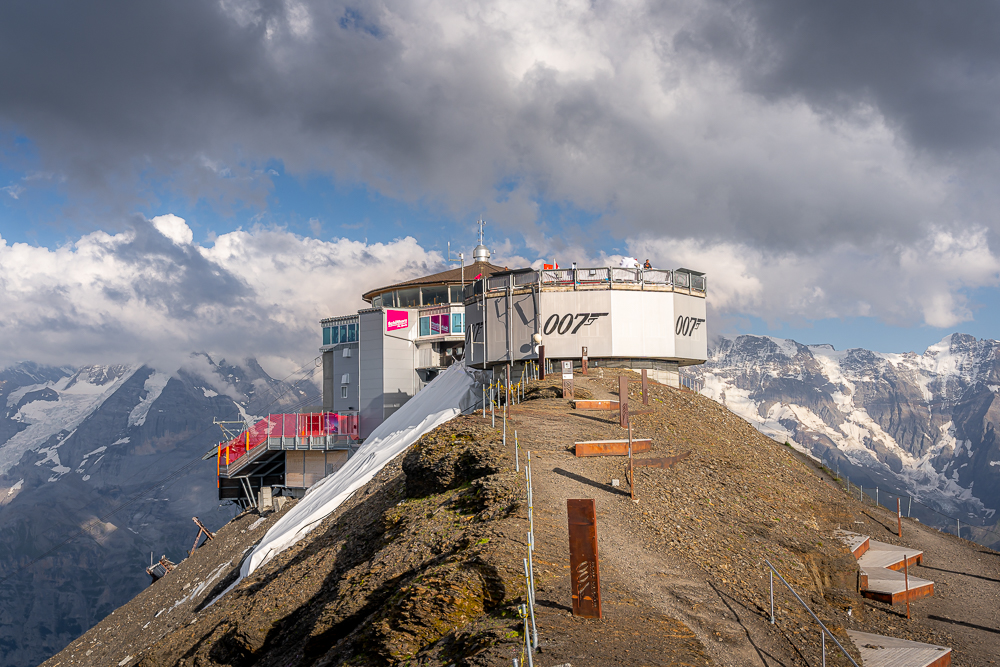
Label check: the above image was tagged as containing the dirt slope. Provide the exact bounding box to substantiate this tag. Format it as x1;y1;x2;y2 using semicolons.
511;370;999;666
42;369;999;666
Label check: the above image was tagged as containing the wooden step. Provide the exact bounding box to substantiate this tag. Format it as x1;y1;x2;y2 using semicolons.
834;530;870;559
848;630;951;667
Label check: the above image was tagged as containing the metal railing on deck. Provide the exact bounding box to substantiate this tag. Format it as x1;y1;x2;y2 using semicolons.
218;412;360;469
463;267;706;298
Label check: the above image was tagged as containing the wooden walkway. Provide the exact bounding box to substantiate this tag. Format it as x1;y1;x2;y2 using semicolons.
835;531;935;604
848;631;951;667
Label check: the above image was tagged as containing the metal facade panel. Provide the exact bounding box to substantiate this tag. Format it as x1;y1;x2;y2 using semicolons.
464;297;486;365
359;310;385;439
332;343;360;412
382;308;417;422
672;292;708;362
537;291;613;358
486;293;509;361
510;291;538;360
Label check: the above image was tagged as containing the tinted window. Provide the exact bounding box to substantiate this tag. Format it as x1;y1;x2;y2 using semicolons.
397;288;420;308
421;285;449;305
419;317;430;336
449;285;465;303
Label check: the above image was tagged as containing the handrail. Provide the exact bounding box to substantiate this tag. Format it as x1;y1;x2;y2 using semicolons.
479;267;706;294
765;559;860;667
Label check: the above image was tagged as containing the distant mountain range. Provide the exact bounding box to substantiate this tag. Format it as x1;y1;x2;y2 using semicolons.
0;357;319;667
685;333;1000;548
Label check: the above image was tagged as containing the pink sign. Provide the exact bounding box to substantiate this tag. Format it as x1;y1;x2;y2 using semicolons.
386;309;409;331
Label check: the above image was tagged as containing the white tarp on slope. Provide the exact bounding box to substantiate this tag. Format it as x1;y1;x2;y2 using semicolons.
234;362;479;586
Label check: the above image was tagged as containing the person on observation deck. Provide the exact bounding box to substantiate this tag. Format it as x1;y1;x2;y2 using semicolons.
643;259;652;269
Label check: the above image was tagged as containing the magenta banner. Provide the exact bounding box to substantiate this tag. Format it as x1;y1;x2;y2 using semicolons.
386;309;409;331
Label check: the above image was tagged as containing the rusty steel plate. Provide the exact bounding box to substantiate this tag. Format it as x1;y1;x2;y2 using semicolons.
633;452;691;469
575;439;652;457
572;399;620;411
567;499;602;619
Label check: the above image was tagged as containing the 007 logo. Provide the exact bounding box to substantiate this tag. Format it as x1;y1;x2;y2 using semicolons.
542;312;609;335
675;315;705;337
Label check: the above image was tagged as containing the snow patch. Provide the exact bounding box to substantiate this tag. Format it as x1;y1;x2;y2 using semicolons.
215;363;480;603
128;372;171;427
202;387;218;398
0;366;139;476
6;479;23;496
84;445;108;458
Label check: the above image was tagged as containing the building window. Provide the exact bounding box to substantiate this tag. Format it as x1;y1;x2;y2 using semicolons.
452;312;464;333
419;316;430;337
341;386;348;398
323;327;332;346
430;313;450;335
341;373;350;384
421;285;449;306
347;323;357;342
449;285;465;303
397;287;420;308
372;295;382;308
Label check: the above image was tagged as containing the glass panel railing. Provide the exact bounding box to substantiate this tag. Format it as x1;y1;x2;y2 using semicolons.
611;268;640;282
642;269;671;284
577;267;610;283
514;271;539;286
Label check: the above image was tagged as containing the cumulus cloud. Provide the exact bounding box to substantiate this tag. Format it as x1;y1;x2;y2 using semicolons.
1;1;999;339
0;217;444;372
0;1;989;245
634;226;1000;330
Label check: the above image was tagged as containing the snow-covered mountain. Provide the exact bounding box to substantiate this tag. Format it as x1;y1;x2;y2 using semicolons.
0;357;319;667
685;333;1000;546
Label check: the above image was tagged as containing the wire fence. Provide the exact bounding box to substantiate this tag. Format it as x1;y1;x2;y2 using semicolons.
817;452;1000;546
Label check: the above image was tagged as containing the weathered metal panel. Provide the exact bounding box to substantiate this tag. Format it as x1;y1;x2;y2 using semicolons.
574;439;652;457
567;499;602;619
572;399;619;410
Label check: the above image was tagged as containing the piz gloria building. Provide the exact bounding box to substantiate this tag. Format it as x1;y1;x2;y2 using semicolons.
218;238;707;505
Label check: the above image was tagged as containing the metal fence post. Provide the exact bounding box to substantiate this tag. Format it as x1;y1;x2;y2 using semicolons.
515;429;519;472
769;570;774;624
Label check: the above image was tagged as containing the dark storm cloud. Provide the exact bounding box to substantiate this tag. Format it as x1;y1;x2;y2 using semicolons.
1;0;999;256
690;0;1000;156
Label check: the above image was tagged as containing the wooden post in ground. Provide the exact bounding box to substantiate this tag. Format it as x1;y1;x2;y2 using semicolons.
538;345;546;380
581;346;588;375
641;369;648;405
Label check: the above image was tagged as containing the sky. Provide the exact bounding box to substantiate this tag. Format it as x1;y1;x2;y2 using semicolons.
2;0;1000;376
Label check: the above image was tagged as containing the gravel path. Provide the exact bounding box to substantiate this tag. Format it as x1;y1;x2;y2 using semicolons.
505;370;1000;666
